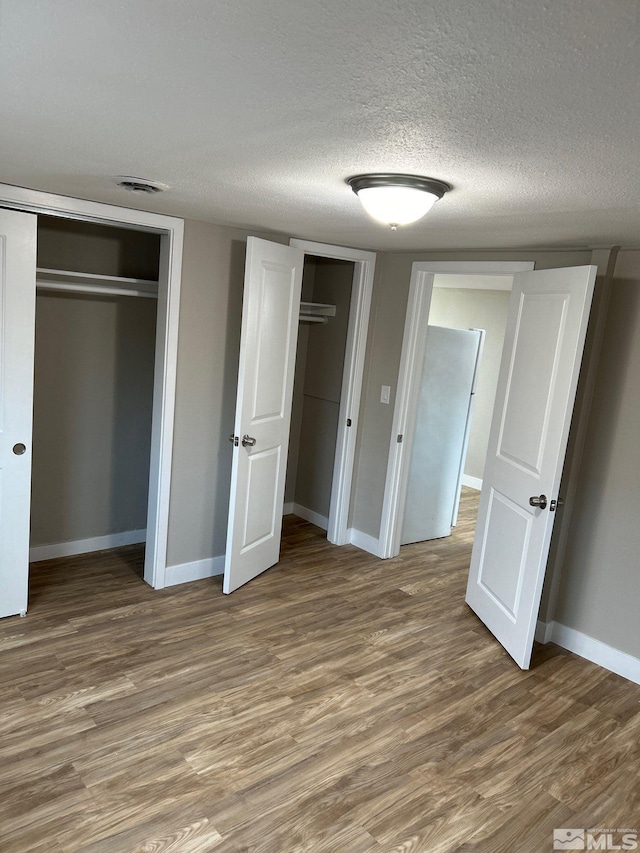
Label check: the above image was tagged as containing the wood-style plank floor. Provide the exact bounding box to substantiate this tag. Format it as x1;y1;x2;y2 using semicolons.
2;488;639;852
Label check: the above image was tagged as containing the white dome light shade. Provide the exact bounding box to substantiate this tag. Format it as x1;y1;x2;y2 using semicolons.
356;185;438;225
347;174;451;228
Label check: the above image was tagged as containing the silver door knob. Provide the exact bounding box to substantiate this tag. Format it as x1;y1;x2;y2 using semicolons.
529;494;548;510
241;434;256;447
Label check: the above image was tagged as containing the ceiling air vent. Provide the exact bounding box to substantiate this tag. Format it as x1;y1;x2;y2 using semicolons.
112;176;168;194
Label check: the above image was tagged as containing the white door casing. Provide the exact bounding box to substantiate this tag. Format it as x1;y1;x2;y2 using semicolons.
0;181;183;592
379;261;533;561
224;238;304;594
378;267;436;558
0;210;37;618
465;265;597;668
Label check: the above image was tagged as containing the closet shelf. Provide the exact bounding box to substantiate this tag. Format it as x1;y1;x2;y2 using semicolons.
300;301;336;316
36;267;159;299
299;301;336;324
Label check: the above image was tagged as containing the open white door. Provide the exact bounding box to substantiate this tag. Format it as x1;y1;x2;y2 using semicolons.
223;238;304;594
466;265;596;668
0;210;37;618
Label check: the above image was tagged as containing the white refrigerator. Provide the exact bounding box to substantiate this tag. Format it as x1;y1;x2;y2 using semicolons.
401;325;484;545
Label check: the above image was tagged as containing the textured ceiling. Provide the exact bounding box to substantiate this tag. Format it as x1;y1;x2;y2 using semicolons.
1;1;639;251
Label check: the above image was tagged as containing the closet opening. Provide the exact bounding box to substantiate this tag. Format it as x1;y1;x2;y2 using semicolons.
284;255;355;537
28;214;161;589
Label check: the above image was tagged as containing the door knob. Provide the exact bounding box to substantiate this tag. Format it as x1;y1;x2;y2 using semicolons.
241;435;256;447
13;443;26;455
529;494;548;510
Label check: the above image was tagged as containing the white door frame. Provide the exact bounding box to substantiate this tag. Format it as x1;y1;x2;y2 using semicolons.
0;182;183;590
290;239;375;545
378;260;534;559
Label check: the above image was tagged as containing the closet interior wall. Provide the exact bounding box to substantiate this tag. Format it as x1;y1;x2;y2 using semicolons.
285;257;354;527
31;216;160;554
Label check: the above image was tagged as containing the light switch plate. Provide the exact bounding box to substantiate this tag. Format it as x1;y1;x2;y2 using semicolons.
380;385;391;404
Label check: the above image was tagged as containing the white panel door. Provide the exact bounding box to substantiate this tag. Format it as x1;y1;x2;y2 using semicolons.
0;210;37;619
466;266;596;668
401;326;482;545
223;238;304;594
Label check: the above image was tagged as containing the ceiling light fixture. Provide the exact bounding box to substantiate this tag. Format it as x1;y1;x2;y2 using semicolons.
347;173;451;230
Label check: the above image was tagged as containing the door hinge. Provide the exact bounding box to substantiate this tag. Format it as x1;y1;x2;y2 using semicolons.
346;418;352;427
397;434;403;443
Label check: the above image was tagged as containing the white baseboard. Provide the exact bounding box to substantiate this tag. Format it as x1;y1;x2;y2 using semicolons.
30;529;146;563
165;555;225;587
283;502;294;515
462;474;483;491
536;619;640;686
348;527;384;558
286;503;329;531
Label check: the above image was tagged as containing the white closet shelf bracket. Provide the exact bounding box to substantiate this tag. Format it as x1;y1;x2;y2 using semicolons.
299;315;328;324
299;301;336;324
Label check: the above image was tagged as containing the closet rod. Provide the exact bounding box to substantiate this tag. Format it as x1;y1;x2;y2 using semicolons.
36;281;158;299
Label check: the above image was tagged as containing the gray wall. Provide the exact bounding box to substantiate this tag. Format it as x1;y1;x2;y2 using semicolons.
31;293;157;546
161;228;640;665
292;258;353;518
31;219;159;547
550;250;640;657
284;260;314;504
350;250;593;538
81;219;637;667
428;283;510;482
